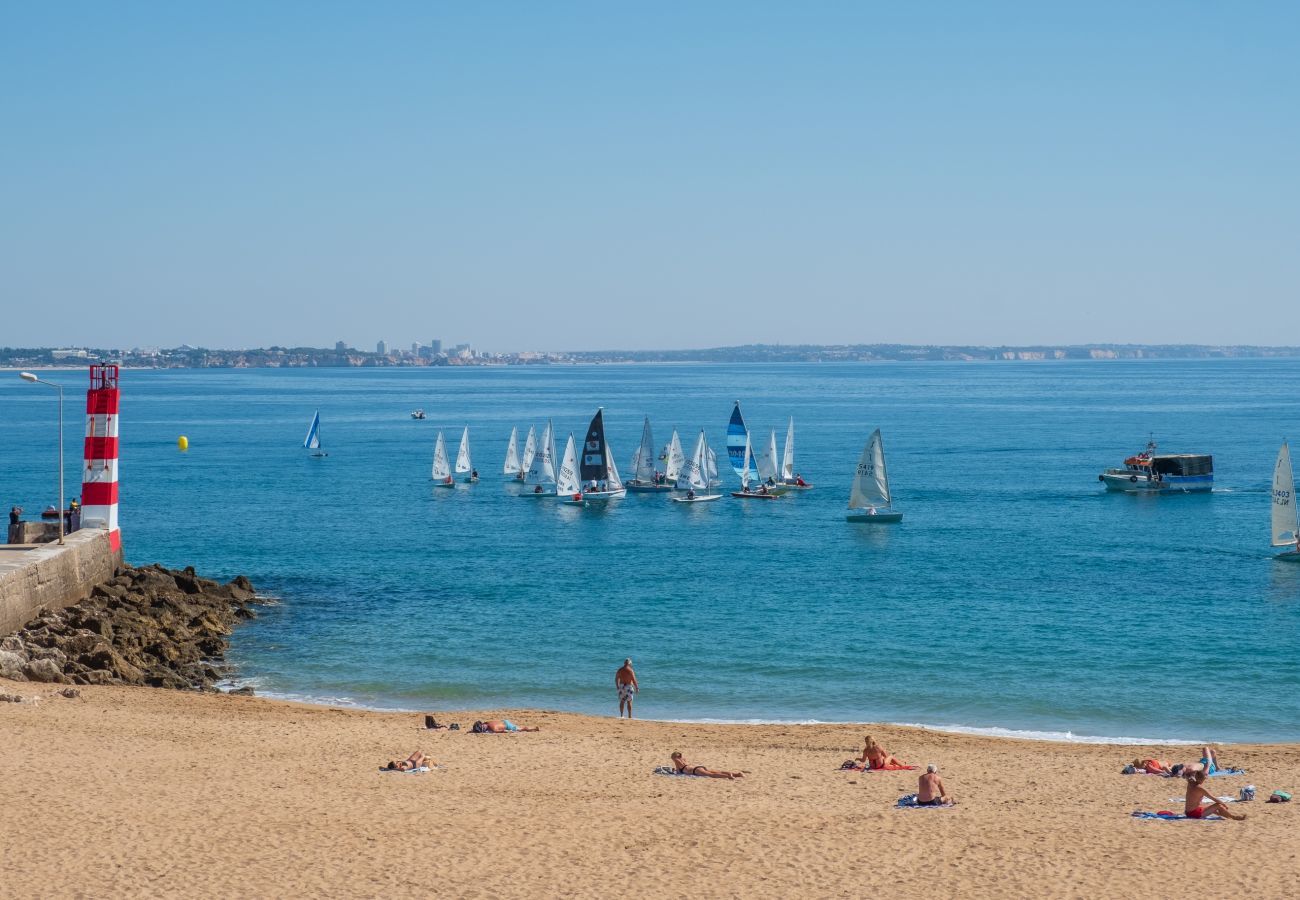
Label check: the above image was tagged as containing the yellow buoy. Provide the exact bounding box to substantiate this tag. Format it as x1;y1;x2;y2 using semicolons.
178;435;189;451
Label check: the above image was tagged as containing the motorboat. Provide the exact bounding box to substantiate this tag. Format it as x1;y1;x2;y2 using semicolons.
1098;438;1213;493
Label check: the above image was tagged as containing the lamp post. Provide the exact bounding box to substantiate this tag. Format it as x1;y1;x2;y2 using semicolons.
19;372;64;544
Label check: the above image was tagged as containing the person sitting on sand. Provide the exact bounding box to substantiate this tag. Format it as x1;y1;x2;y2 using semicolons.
385;751;431;771
858;736;907;770
1184;768;1246;820
670;751;744;780
917;764;954;806
472;719;540;733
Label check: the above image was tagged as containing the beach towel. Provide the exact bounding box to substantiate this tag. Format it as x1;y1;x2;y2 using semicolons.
1167;796;1235;804
653;766;704;777
1131;810;1222;821
840;761;919;772
896;793;954;809
380;766;431;774
1209;768;1246;776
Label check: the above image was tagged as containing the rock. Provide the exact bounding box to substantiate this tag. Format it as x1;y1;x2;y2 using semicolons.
29;646;67;668
228;576;256;602
22;658;68;683
83;670;115;686
228;686;255;696
0;693;23;702
0;635;24;653
58;687;80;699
0;649;28;681
91;583;128;600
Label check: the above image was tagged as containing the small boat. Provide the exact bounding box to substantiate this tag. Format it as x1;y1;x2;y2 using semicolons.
40;505;60;519
731;433;780;500
672;431;722;502
1272;441;1300;561
454;426;477;483
1098;438;1213;493
780;417;813;490
626;417;672;492
431;430;455;487
705;445;721;487
304;410;328;458
522;419;558;497
410;409;426;420
557;433;586;505
726;402;755;481
518;426;537;482
846;429;902;523
503;427;521;478
753;428;792;495
578;408;627;501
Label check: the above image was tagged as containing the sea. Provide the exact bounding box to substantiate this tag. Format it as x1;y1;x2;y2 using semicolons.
4;360;1300;743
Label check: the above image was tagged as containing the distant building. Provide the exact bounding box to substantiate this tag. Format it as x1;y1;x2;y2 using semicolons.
335;341;348;353
376;340;388;356
52;348;89;359
411;342;421;354
430;339;442;355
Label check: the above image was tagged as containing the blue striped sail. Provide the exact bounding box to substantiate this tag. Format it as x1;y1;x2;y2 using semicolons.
726;402;753;478
303;411;322;450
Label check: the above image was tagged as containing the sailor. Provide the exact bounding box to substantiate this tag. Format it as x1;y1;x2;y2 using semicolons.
686;489;696;500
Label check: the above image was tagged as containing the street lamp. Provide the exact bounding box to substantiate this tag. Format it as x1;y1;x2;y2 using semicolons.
19;372;64;544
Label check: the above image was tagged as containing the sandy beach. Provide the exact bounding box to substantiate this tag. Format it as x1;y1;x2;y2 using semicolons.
0;680;1295;898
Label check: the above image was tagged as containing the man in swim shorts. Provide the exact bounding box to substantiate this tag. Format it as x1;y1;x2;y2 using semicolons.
917;765;954;806
616;658;638;718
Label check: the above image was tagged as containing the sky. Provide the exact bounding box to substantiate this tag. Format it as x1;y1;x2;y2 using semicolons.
2;2;1298;351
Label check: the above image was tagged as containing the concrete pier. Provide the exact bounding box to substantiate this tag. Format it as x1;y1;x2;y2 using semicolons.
0;529;122;636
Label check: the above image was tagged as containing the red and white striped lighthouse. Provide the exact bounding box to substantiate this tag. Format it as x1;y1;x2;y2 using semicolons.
81;364;121;553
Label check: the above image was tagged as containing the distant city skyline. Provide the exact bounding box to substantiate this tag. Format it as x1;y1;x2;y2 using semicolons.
3;3;1298;349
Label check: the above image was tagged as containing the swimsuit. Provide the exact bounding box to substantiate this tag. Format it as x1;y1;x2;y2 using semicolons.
503;720;518;732
915;797;945;807
618;682;636;702
1186;805;1206;819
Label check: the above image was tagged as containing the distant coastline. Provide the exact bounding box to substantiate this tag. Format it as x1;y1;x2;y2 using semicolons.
6;342;1300;369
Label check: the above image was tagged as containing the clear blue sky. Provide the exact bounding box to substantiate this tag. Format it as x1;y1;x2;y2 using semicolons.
2;2;1297;351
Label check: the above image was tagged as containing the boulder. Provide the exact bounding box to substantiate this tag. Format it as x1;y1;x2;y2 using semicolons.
22;658;68;683
0;650;28;681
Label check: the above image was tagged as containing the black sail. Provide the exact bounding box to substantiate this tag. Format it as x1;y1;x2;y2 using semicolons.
580;408;607;482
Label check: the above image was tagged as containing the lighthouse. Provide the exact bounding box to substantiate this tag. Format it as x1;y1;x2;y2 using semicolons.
81;364;121;554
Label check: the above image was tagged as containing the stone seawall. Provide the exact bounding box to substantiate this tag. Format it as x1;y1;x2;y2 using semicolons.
0;530;123;637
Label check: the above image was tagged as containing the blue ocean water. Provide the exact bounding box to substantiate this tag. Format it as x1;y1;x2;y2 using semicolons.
3;360;1299;742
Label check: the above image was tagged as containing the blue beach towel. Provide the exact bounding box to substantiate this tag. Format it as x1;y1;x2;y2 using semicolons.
896;793;954;809
1209;768;1246;777
1131;811;1222;821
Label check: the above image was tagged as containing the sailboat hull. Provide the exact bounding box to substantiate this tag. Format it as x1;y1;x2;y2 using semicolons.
846;509;903;523
1273;548;1300;562
626;482;673;493
781;482;814;490
672;494;722;503
731;491;779;500
581;489;626;502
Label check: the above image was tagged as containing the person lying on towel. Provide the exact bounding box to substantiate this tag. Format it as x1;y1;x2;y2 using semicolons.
471;719;540;733
384;751;431;771
670;751;744;780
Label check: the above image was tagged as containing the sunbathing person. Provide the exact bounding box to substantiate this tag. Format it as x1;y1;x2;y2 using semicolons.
916;764;954;806
1128;757;1173;775
670;751;744;780
385;751;431;771
858;736;909;770
472;719;540;733
1184;769;1246;820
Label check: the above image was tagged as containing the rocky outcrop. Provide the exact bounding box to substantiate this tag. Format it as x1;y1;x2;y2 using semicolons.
0;564;260;691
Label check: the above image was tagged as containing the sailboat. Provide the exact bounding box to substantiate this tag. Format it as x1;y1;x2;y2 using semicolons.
672;430;722;503
846;429;902;522
557;433;585;505
522;419;558;497
705;445;721;487
754;429;791;495
627;417;671;492
1271;441;1300;560
579;408;626;501
518;426;537;482
503;427;521;478
731;433;778;500
431;430;455;487
780;417;813;489
455;426;477;483
663;429;685;486
303;411;327;458
726;402;756;480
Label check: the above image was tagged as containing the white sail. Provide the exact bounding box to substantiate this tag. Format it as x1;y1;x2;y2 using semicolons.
664;430;685;482
849;429;891;509
605;442;625;490
705;445;719;486
741;433;754;490
455;426;473;474
503;427;520;475
677;430;709;490
781;417;795;480
557;434;581;495
520;426;537;475
526;419;557;485
633;417;656;483
755;429;779;481
431;431;452;482
1273;441;1297;547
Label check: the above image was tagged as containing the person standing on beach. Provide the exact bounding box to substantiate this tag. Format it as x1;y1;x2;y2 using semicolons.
616;658;638;718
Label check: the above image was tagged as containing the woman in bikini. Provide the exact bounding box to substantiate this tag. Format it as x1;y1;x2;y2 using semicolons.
385;751;431;771
670;751;744;780
858;736;907;770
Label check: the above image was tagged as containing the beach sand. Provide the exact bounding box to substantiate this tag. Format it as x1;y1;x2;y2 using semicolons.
2;680;1295;898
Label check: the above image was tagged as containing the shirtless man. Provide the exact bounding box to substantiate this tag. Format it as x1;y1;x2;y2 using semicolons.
916;764;953;806
616;658;638;718
1184;768;1245;819
473;719;539;733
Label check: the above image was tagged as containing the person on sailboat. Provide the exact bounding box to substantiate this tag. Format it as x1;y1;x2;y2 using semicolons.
534;485;544;494
686;489;696;500
471;469;479;480
616;659;638;718
794;473;808;487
